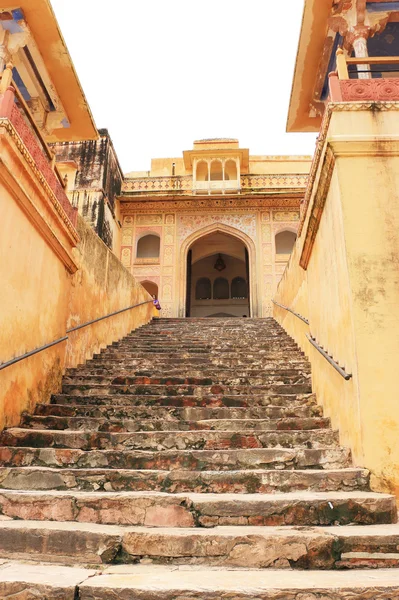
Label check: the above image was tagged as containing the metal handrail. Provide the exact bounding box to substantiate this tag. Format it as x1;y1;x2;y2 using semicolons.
67;300;153;333
306;334;352;381
272;299;309;325
0;336;68;372
272;299;351;381
0;300;153;371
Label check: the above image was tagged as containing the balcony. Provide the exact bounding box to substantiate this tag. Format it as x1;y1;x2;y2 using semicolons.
0;81;78;228
193;179;240;194
329;50;399;103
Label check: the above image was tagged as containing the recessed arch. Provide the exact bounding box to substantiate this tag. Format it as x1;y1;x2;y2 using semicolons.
196;161;209;182
225;159;237;181
275;230;297;255
178;223;258;318
210;160;223;181
140;280;158;298
136;233;161;259
213;277;229;300
195;277;212;300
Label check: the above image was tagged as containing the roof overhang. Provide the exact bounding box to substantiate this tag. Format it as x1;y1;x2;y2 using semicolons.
287;0;332;133
0;0;98;141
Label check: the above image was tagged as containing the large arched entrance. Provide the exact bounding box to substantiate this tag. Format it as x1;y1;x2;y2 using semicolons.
185;231;251;317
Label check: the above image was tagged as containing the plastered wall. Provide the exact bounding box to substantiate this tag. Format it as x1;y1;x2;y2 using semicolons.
274;106;399;497
1;206;153;431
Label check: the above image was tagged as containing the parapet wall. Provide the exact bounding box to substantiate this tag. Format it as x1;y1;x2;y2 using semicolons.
1;170;153;432
274;103;399;497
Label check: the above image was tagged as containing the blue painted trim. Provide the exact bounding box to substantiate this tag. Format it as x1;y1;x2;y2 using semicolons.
367;2;399;11
12;68;31;102
11;8;24;20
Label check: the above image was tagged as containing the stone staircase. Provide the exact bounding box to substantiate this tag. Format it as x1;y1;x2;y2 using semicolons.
1;317;399;598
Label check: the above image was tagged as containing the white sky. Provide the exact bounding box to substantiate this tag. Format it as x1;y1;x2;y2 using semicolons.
51;0;316;173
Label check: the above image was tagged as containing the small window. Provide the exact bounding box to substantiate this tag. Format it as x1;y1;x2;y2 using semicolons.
231;277;247;299
196;278;212;300
213;277;229;300
275;231;297;255
137;234;160;258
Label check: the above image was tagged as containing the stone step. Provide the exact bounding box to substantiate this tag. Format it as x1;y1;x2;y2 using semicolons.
21;414;330;432
65;368;311;379
0;490;392;527
93;345;305;361
0;561;97;599
90;357;310;368
36;403;324;420
52;392;317;408
1;521;399;568
62;374;311;388
0;428;339;451
66;564;399;600
0;446;352;471
0;467;368;494
60;382;313;397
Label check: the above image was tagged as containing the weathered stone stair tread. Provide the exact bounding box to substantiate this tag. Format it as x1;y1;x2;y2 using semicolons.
0;466;367;493
0;446;351;470
0;427;339;450
35;403;324;419
2;521;399;568
0;561;97;599
0;490;390;526
52;393;318;408
21;414;330;432
78;565;399;599
61;383;313;396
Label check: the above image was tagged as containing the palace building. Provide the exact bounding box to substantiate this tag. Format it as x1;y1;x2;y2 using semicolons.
54;137;311;318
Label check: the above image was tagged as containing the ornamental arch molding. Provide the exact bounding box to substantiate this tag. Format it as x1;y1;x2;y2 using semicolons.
177;222;258;318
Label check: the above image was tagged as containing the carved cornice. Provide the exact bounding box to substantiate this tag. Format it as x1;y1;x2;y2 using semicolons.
298;100;399;270
299;146;336;270
0;120;79;273
120;196;302;214
0;118;79;245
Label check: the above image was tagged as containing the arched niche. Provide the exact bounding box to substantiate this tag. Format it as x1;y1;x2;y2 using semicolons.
137;234;160;258
210;160;223;181
225;159;237;181
140;280;158;298
231;276;248;299
196;161;209;181
275;230;297;255
195;277;212;300
213;277;229;300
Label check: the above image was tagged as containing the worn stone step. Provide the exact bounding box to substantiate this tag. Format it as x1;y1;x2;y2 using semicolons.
0;561;97;600
1;521;399;568
65;368;311;380
0;466;368;494
62;375;311;388
0;490;392;527
36;403;324;420
90;357;310;367
21;414;330;433
0;428;339;451
77;564;399;600
52;392;317;408
0;446;352;471
60;382;313;397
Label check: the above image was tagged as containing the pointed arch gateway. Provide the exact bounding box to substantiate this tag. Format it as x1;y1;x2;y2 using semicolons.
178;223;258;318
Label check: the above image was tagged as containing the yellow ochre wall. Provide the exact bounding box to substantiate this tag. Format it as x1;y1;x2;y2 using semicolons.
274;105;399;496
1;206;153;431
